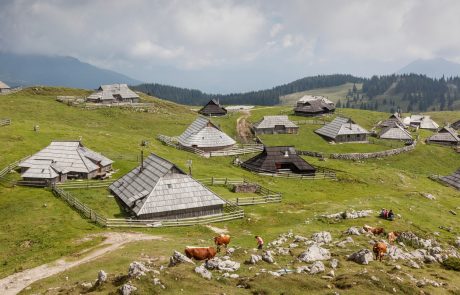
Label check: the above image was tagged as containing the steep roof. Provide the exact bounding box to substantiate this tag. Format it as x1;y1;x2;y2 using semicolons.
19;141;113;175
0;81;10;89
253;116;298;129
198;99;227;116
298;95;334;105
315;117;369;140
242;146;316;174
404;114;439;130
379;124;413;140
440;168;460;190
20;159;63;179
452;120;460;130
428;126;460;143
294;95;335;114
87;84;139;101
379;113;406;128
109;153;226;216
178;116;236;148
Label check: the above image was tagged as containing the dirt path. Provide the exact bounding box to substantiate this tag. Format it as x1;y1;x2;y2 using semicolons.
0;232;162;295
236;110;253;143
205;225;229;235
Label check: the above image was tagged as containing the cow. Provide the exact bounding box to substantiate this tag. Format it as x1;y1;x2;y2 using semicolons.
373;242;387;262
363;224;385;235
214;234;231;253
387;231;400;244
184;247;217;265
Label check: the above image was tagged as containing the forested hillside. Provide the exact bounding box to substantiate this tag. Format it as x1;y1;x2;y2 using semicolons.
132;74;363;106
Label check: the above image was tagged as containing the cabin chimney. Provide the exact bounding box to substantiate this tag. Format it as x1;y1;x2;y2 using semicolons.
140;150;144;172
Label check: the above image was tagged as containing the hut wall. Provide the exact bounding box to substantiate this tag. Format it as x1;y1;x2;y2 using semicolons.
137;204;224;220
426;140;458;147
254;127;299;135
336;133;367;143
194;144;235;152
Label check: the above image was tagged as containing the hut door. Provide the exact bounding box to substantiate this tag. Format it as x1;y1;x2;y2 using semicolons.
274;125;285;133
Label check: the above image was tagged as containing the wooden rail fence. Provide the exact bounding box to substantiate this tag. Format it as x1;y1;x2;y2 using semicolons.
0;156;29;180
57;179;114;189
0;118;11;127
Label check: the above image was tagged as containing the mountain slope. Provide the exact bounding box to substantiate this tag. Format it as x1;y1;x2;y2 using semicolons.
398;58;460;78
0;52;142;89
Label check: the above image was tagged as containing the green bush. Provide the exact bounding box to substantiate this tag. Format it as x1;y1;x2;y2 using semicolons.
442;257;460;271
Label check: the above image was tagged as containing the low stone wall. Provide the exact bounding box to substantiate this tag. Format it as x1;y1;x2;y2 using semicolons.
298;141;417;160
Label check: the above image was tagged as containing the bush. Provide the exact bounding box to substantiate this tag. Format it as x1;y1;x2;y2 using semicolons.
442;257;460;271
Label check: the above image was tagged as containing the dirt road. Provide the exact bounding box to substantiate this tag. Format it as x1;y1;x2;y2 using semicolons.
0;232;162;295
236;110;253;143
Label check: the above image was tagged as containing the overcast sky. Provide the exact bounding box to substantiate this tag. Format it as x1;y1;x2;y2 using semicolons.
1;0;459;92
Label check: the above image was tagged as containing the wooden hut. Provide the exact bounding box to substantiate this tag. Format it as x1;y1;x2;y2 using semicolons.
379;123;413;141
18;141;113;184
379;113;406;128
198;99;227;116
451;119;460;130
315;117;369;143
109;153;226;219
178;116;236;152
439;168;460;190
403;114;439;130
86;84;140;104
426;126;460;146
253;116;299;135
294;95;335;116
0;81;11;93
241;146;316;175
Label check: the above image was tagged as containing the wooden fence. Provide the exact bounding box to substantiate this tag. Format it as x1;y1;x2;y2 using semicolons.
157;134;263;157
292;119;326;125
238;164;337;180
57;179;114;189
0;118;11;127
0;156;29;180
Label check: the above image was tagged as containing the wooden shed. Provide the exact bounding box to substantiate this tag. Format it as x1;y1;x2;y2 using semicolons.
241;146;316;175
198;99;227;116
253;116;299;135
87;84;140;104
178;116;236;152
315;117;369;143
379;113;406;128
18;141;113;184
426;126;460;146
403;114;439;130
379;123;413;141
294;95;336;116
110;153;226;219
0;81;11;93
439;168;460;190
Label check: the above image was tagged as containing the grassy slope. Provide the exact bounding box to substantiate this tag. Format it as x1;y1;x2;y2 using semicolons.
279;83;361;106
1;87;460;294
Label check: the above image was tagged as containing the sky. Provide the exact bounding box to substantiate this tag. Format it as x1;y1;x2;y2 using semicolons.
1;0;460;93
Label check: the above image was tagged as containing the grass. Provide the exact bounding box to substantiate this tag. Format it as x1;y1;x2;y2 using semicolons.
279;83;361;105
1;87;460;294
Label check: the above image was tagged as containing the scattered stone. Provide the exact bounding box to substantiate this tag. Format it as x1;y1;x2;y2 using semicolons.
277;247;290;255
345;227;362;236
206;257;240;272
80;282;92;289
421;193;436;200
298;244;331;262
289;243;298;248
330;259;339;269
371;275;379;282
128;261;149;278
223;273;240;279
195;265;212;280
328;270;335;277
296;265;310;273
294;235;309;243
310;261;325;274
120;283;137;295
247;254;262;264
153;278;165;289
312;232;332;244
96;270;107;285
449;210;457;216
322;209;373;220
262;251;275;264
406;260;420;269
439;225;453;232
348;249;374;265
337;237;354;248
455;237;460;249
393;265;401;270
169;250;195;266
397;232;437;249
226;247;235;255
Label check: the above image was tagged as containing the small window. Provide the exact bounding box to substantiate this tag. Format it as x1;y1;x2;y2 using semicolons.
167;184;172;189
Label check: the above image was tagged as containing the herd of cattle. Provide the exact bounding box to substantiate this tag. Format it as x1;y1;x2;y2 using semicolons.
184;229;399;265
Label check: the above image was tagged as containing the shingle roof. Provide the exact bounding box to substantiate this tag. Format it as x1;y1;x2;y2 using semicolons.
379;113;406;128
404;115;439;130
198;99;227;116
298;95;334;105
428;126;460;143
19;141;113;175
452;120;460;130
253;116;298;129
178;116;236;148
440;168;460;190
20;159;61;179
294;95;335;114
109;153;226;216
0;81;10;89
315;117;369;139
242;146;316;174
379;124;413;140
87;84;139;101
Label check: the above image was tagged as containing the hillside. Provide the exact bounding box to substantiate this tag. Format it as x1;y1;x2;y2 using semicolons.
279;83;361;105
1;88;460;294
0;52;142;89
398;58;460;78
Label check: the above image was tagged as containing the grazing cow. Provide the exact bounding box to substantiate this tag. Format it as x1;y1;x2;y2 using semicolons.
214;234;231;252
387;231;400;244
184;247;217;265
363;224;385;235
373;242;387;262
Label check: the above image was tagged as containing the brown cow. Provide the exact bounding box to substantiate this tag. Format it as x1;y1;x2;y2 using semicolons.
214;234;231;253
387;231;400;244
363;224;385;235
184;247;217;265
373;242;387;262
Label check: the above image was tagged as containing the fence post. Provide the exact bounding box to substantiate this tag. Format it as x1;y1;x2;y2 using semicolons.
237;197;239;205
211;177;214;185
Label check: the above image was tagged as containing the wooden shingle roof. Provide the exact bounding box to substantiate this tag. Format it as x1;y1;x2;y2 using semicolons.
0;81;10;89
315;117;369;140
428;126;460;143
440;168;460;190
198;99;227;116
87;84;139;101
253;116;298;129
379;123;412;140
178;116;235;148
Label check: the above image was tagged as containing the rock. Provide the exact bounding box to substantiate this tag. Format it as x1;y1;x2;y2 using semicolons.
128;261;149;278
312;232;332;244
195;265;212;280
97;270;107;284
386;245;413;260
455;237;460;248
268;271;281;277
348;249;374;265
206;257;240;272
424;255;437;263
310;261;325;274
296;265;310;273
406;260;420;269
153;278;165;289
344;210;373;219
223;273;240;279
337;237;354;248
294;235;309;243
226;247;235;255
330;259;339;269
397;232;437;249
169;250;195;266
298;244;331;262
277;247;290;255
289;243;298;248
80;282;92;289
421;193;436;200
262;251;275;264
371;275;379;282
345;227;362;236
247;254;262;264
120;284;137;295
328;270;335;277
393;265;401;270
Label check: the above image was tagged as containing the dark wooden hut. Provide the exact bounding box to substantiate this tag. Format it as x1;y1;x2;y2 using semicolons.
294;95;336;116
440;168;460;190
426;126;460;146
198;99;227;116
315;117;369;143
